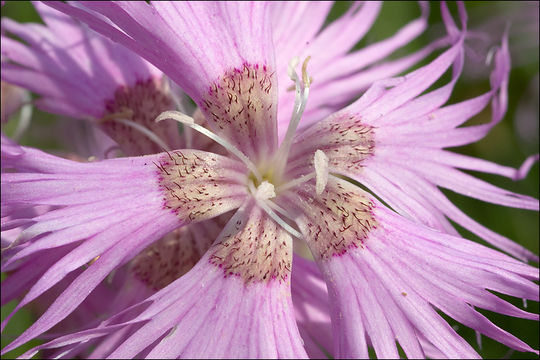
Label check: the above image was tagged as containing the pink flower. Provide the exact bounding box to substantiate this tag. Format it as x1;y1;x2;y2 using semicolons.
1;2;181;156
1;2;538;359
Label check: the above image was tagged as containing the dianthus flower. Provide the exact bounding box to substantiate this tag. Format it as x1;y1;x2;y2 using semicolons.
0;4;441;357
1;2;538;359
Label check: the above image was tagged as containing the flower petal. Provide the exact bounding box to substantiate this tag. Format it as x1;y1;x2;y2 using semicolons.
1;245;74;306
361;161;539;261
281;177;538;358
48;1;279;161
97;202;306;358
1;3;183;156
274;3;448;140
19;215;230;359
0;212;177;356
0;144;248;354
291;255;333;358
0;5;159;118
287;12;538;260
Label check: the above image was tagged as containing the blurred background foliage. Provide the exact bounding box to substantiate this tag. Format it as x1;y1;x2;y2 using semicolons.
1;1;538;359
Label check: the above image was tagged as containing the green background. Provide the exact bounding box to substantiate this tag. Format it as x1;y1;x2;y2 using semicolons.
1;1;538;359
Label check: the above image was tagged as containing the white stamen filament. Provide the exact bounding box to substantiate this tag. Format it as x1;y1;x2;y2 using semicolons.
248;181;302;239
272;56;311;178
259;201;302;239
113;118;171;152
265;199;297;223
156;110;263;182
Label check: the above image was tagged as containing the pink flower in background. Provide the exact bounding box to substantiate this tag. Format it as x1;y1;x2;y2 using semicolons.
1;2;182;156
1;1;538;359
465;1;539;76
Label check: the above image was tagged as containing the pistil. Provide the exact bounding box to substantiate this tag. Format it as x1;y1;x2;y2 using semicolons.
270;57;312;180
154;59;315;240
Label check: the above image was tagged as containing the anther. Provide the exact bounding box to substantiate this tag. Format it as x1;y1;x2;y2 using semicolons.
314;149;329;195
